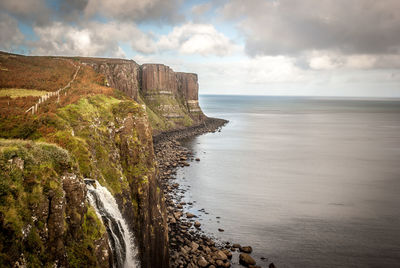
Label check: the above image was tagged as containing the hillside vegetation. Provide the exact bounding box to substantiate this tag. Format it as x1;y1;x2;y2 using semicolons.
0;52;168;267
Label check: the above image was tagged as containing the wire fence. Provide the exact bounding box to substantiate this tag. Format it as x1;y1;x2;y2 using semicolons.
25;62;80;115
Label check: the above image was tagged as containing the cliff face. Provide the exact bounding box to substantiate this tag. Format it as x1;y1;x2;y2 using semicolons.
176;72;202;115
0;53;170;268
0;95;169;267
81;58;141;101
0;52;207;268
141;64;178;96
0;140;110;267
51;95;169;268
113;100;168;267
82;59;206;132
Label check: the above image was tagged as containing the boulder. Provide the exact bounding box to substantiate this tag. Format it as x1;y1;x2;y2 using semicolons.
240;246;253;253
190;241;199;251
186;212;195;218
222;249;232;259
198;256;208;267
174;212;182;219
216;250;228;261
216;260;224;267
239;253;256;266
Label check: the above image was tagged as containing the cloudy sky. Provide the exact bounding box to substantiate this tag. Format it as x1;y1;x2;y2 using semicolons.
1;0;400;97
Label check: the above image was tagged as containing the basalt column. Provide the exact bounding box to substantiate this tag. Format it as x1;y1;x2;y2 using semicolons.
176;72;203;119
141;64;177;95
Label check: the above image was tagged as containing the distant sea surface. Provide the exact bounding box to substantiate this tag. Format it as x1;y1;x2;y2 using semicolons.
176;95;400;268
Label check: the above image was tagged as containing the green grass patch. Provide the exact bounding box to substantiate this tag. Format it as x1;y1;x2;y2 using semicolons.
0;139;72;266
145;105;170;131
142;93;197;131
0;88;47;98
49;94;144;196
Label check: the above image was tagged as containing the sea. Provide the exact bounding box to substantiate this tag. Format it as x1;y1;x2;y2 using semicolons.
176;95;400;268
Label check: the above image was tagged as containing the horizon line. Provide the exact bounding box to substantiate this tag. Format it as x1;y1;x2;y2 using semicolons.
199;93;400;100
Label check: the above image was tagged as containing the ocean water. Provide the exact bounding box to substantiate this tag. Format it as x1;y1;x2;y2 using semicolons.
176;95;400;268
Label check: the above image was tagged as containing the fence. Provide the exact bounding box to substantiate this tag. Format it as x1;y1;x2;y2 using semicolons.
25;62;81;115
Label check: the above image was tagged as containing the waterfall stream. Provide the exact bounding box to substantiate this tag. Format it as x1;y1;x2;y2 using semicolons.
86;180;139;268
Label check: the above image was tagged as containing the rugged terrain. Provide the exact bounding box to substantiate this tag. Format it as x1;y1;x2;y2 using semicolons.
79;57;205;134
0;51;214;267
0;49;241;268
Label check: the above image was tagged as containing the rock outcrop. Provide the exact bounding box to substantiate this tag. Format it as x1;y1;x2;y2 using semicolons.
81;58;141;100
114;100;169;267
0;140;110;267
0;52;211;268
51;95;169;268
0;95;170;268
176;72;202;114
140;64;203;120
81;59;206;131
141;64;178;96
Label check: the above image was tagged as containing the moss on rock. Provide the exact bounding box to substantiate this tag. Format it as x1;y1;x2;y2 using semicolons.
0;139;108;267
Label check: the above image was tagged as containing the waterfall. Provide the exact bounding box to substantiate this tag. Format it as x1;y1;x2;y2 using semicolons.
86;180;139;268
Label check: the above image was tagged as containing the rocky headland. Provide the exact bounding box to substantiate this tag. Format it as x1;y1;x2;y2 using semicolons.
0;51;272;267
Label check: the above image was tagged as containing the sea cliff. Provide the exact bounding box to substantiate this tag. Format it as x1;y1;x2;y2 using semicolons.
0;51;224;267
80;58;205;134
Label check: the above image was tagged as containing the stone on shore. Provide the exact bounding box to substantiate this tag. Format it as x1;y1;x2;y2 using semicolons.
222;249;232;259
240;246;253;253
216;250;228;261
174;211;182;219
198;256;208;267
216;259;224;266
239;253;256;266
154;118;232;268
169;216;176;224
186;212;195;218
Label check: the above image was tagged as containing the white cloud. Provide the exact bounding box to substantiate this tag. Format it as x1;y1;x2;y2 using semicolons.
0;13;24;51
30;21;237;58
31;21;156;57
221;0;400;68
309;54;341;70
243;56;306;84
157;23;238;56
307;52;400;70
134;53;308;90
0;0;49;25
134;51;400;97
84;0;183;24
343;55;376;70
191;2;213;22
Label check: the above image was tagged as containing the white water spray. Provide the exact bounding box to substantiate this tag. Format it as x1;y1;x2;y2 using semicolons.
86;180;139;268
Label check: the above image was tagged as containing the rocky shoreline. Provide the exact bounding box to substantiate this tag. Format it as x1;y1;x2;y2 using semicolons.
154;118;275;268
